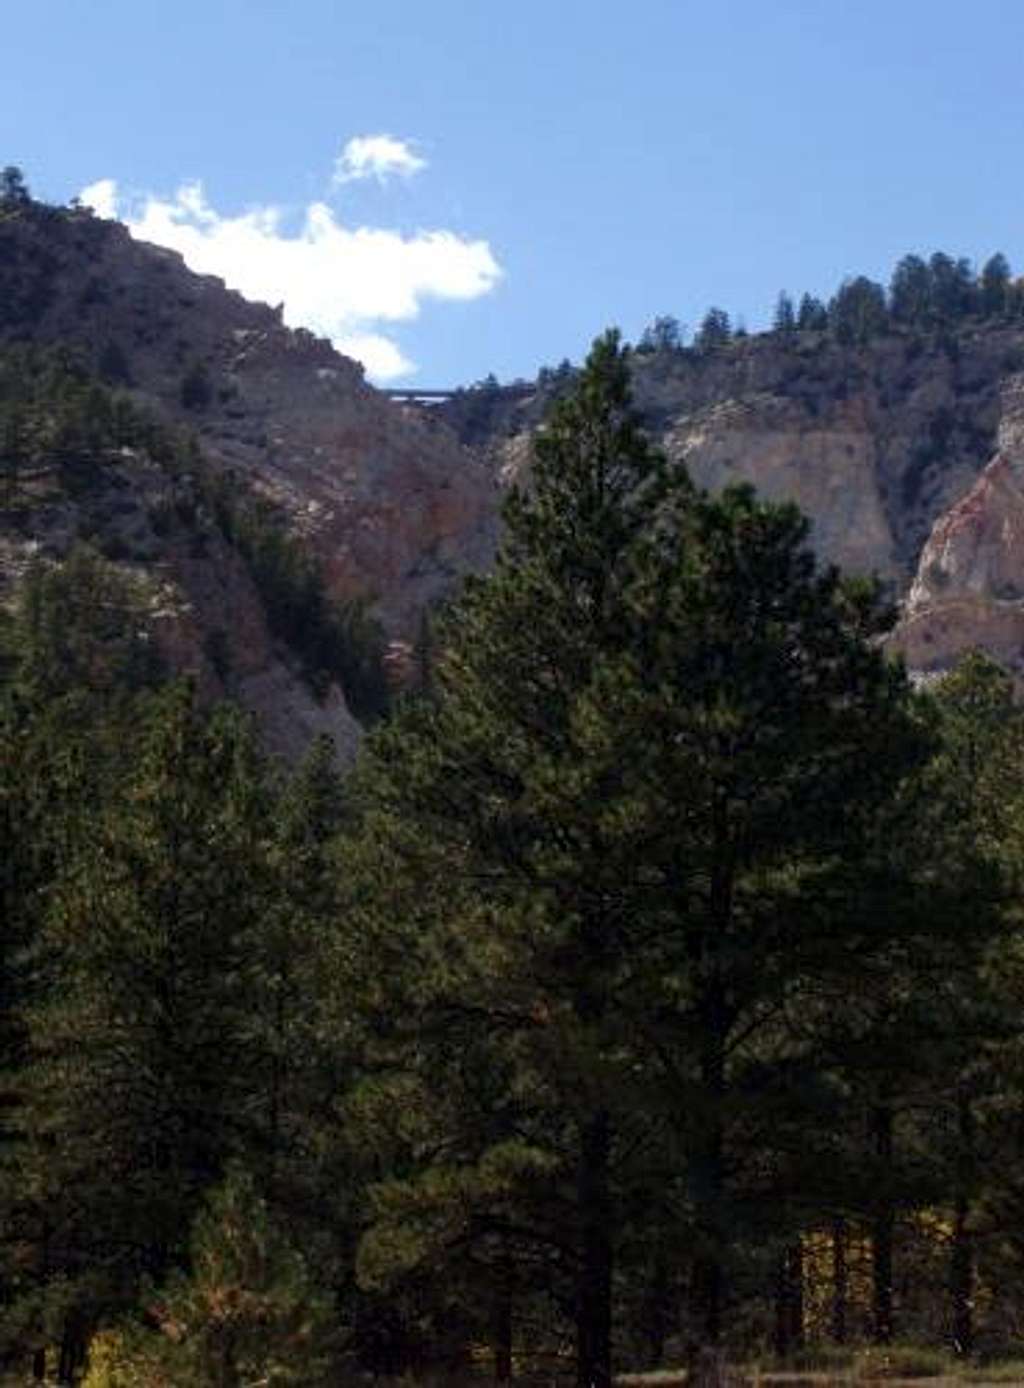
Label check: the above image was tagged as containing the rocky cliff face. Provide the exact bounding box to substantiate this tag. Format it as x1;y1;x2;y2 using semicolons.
0;203;498;640
467;330;1022;593
456;330;1024;684
665;392;900;584
7;197;1024;706
0;440;363;763
890;374;1024;679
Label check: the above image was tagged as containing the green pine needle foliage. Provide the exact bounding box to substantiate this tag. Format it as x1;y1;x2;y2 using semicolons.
81;1165;334;1387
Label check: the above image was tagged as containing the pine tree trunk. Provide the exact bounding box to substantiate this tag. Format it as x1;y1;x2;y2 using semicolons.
773;1249;791;1359
644;1253;670;1367
691;1115;724;1346
831;1215;848;1345
689;1345;730;1387
951;1092;975;1356
57;1318;78;1386
218;1327;239;1388
790;1240;805;1350
493;1246;513;1381
871;1103;895;1345
576;1109;612;1388
773;1241;804;1358
691;835;734;1351
693;971;727;1347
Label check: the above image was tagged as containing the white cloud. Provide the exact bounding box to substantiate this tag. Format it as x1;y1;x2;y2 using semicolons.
78;178;118;220
333;133;427;185
79;175;501;381
335;332;414;381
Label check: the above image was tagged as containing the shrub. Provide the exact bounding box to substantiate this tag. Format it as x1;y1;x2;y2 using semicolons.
82;1167;335;1388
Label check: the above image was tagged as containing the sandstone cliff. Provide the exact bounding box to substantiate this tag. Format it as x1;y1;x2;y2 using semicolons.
0;436;363;763
890;374;1024;679
8;196;1024;704
463;329;1023;596
447;329;1024;686
0;202;498;640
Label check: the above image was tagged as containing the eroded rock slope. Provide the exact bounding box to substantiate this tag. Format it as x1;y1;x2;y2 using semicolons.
0;201;498;639
8;196;1024;697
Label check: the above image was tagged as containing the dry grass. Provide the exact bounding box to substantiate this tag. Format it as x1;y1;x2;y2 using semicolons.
619;1358;1024;1388
6;1354;1024;1387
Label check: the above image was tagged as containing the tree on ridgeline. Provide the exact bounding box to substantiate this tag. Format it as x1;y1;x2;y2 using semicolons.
773;291;796;336
829;276;888;344
695;306;732;352
980;253;1012;318
928;252;977;323
0;165;30;209
797;292;828;331
890;254;933;326
638;314;683;353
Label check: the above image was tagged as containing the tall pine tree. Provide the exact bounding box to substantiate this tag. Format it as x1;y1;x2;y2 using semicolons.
344;332;927;1378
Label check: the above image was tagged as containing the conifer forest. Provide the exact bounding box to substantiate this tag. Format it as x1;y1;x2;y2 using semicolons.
6;177;1024;1385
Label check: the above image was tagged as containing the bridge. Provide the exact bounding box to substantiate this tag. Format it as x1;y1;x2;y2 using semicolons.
381;381;536;406
380;388;459;405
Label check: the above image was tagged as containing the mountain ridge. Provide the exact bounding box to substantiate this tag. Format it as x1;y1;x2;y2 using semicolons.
0;195;499;639
5;186;1024;716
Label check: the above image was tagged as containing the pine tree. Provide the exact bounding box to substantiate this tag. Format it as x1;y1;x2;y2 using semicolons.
773;291;796;336
829;276;889;344
245;732;360;1311
82;1165;333;1387
14;683;272;1344
775;653;1013;1350
570;487;929;1345
921;654;1024;1354
347;330;679;1387
254;735;345;1179
980;253;1012;318
0;166;30;209
695;307;732;352
0;548;175;1364
890;254;932;326
928;253;977;323
345;332;927;1374
796;293;828;332
638;315;683;353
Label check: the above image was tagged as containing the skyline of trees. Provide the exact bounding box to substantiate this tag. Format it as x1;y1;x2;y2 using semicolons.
637;246;1023;360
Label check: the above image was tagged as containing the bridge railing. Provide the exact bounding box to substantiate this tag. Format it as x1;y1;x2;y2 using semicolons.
380;388;458;404
380;382;536;405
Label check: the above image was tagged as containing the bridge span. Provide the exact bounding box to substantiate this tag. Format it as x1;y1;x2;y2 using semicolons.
380;388;459;405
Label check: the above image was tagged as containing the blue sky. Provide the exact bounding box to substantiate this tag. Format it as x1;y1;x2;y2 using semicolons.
6;0;1024;384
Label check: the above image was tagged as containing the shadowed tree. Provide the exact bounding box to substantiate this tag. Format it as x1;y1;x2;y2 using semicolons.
980;253;1012;318
343;332;927;1378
